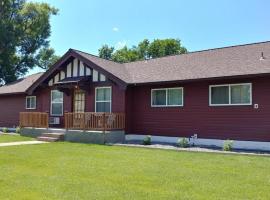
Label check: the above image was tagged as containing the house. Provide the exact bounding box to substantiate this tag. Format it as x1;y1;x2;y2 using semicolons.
0;41;270;150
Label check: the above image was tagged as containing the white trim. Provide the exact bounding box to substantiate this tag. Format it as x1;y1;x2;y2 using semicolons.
93;70;99;82
209;83;252;106
95;86;112;112
125;134;270;151
25;96;36;110
151;87;184;107
50;90;64;116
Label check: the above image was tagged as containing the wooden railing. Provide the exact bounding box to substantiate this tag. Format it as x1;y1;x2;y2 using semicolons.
65;112;125;131
20;112;49;128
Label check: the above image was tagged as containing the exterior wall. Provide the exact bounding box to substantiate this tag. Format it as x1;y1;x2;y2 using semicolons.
126;77;270;142
35;82;126;128
0;94;26;127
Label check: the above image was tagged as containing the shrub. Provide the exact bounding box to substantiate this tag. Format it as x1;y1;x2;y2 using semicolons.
177;138;189;148
2;127;8;133
15;126;21;134
143;135;151;145
223;140;234;151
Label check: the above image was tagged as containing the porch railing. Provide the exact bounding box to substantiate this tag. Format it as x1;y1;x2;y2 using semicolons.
65;112;125;131
20;112;49;128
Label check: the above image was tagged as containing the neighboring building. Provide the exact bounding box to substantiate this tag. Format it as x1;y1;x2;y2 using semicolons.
0;41;270;149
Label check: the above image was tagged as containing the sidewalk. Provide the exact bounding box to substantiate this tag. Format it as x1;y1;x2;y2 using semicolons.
0;141;47;147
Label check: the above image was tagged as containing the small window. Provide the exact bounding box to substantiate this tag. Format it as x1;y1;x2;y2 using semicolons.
151;87;183;107
26;96;36;109
51;90;63;116
95;87;111;112
210;83;251;106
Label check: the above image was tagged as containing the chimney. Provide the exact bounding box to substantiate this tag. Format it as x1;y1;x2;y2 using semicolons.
260;52;265;60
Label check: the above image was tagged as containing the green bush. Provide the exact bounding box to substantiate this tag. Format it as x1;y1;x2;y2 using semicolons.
2;127;9;133
223;140;234;151
143;135;151;145
15;126;21;134
177;138;189;148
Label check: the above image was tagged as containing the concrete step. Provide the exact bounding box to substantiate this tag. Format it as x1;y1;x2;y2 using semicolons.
37;136;59;142
41;133;65;140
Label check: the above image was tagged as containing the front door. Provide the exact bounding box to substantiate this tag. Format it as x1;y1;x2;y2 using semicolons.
74;89;85;113
73;89;85;128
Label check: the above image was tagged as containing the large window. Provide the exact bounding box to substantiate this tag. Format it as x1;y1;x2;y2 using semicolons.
210;83;252;106
95;87;111;112
25;96;36;109
151;87;183;107
51;90;63;116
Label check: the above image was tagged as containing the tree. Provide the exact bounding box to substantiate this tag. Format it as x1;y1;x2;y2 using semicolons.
0;0;58;84
148;39;187;58
98;38;187;63
98;45;114;60
112;46;140;63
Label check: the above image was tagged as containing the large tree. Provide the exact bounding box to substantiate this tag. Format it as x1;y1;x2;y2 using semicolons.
98;38;187;63
0;0;58;84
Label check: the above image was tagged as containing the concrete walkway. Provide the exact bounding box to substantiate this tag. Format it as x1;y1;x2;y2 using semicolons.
0;141;47;147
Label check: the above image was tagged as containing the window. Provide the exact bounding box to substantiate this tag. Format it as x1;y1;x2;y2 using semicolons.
95;87;111;112
51;90;63;116
210;83;252;106
25;96;36;109
151;87;183;107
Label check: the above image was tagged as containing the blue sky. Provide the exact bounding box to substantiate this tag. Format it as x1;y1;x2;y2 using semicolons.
30;0;270;75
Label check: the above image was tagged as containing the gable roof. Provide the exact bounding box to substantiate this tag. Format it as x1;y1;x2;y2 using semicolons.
0;72;43;95
2;41;270;95
124;41;270;84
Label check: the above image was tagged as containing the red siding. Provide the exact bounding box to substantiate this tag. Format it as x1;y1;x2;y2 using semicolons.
126;77;270;142
0;94;26;127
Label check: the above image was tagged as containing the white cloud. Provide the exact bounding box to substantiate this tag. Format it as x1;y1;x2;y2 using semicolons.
112;27;119;32
115;40;128;50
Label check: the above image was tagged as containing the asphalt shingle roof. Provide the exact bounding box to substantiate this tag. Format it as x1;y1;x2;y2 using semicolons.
1;41;270;95
0;72;43;95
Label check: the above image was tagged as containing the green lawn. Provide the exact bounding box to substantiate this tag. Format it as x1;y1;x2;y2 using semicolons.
0;134;34;143
0;143;269;200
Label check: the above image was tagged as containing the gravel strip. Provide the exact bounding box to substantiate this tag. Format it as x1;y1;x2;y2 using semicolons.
113;143;270;157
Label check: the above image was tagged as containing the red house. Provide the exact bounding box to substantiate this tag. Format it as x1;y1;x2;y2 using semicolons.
0;41;270;150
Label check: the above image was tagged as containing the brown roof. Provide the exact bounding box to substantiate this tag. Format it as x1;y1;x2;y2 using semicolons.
0;72;43;95
3;41;270;95
73;41;270;84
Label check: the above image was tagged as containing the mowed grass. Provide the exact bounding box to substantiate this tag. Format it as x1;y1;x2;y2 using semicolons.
0;134;34;143
0;143;269;200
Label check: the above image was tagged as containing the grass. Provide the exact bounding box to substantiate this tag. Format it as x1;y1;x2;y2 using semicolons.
0;143;269;200
0;134;34;143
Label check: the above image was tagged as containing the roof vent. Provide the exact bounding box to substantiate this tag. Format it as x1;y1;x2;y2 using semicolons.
260;52;265;60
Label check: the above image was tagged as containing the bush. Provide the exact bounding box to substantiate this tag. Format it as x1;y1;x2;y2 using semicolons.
177;138;189;148
15;126;21;134
223;140;234;151
143;135;151;145
2;127;8;133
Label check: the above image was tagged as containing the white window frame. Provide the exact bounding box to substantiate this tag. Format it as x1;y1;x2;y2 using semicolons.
50;90;64;116
151;87;184;107
25;96;36;109
95;86;112;112
209;83;252;106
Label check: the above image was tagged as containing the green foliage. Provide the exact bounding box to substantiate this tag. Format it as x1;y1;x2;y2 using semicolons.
98;38;187;63
15;126;21;134
98;45;114;60
177;138;189;148
2;127;8;133
0;0;58;84
112;46;141;63
142;135;151;145
223;140;234;151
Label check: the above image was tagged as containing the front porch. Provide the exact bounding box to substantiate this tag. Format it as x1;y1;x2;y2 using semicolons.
19;112;126;143
20;112;125;131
